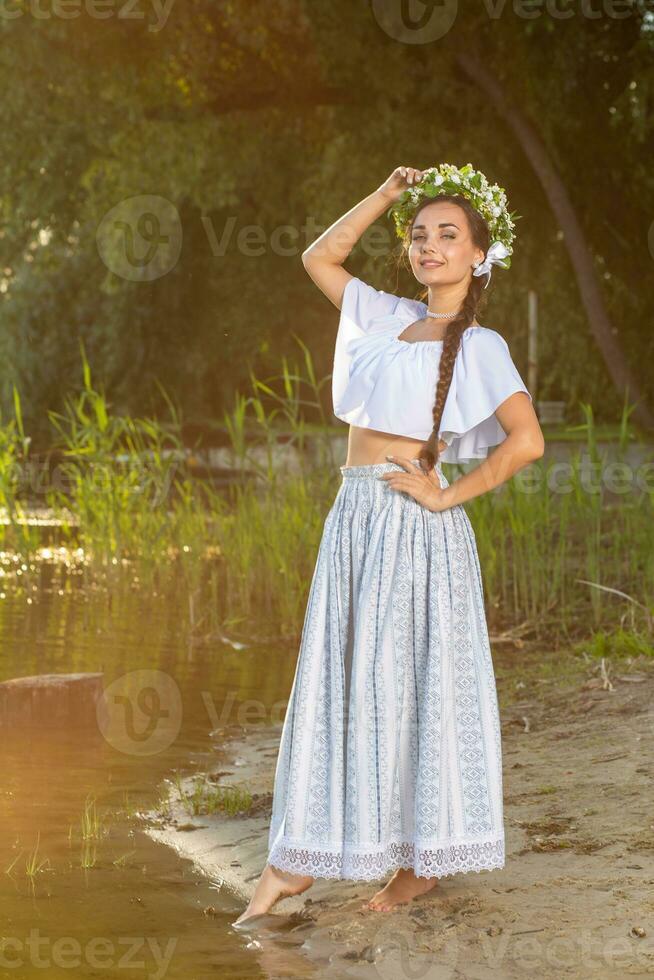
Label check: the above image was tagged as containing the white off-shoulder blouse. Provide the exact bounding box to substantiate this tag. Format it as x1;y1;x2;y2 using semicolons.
332;276;532;464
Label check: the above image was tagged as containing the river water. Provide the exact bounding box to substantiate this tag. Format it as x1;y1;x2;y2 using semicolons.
0;550;298;980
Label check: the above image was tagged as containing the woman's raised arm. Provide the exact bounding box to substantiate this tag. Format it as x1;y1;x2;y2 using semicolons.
301;167;424;310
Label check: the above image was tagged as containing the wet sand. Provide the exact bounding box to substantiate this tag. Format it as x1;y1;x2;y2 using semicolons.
146;649;654;978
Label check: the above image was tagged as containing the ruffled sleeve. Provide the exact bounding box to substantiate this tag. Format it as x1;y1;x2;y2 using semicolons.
338;276;401;337
332;276;402;414
438;327;532;463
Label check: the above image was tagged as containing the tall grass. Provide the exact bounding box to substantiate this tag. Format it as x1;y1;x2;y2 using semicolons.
184;347;654;644
0;385;40;554
46;346;192;565
0;341;652;645
464;397;654;640
212;336;341;633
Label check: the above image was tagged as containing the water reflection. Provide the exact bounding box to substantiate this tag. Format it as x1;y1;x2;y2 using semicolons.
0;552;304;980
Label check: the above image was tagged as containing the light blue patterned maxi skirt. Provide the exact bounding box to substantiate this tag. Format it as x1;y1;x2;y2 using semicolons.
267;458;505;881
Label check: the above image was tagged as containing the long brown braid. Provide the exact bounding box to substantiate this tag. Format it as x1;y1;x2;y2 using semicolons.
398;194;490;473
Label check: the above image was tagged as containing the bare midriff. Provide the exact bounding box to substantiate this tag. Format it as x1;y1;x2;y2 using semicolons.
344;424;448;467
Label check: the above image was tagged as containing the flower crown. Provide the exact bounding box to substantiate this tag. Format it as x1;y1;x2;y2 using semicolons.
387;162;519;273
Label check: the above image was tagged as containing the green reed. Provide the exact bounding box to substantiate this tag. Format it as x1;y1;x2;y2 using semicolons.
210;339;344;633
79;794;107;841
24;831;50;878
46;346;190;566
212;349;654;644
216;467;332;634
463;396;653;640
0;387;41;554
172;774;253;817
0;340;651;646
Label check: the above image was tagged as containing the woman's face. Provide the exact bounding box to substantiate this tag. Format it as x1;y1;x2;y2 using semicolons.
407;200;485;289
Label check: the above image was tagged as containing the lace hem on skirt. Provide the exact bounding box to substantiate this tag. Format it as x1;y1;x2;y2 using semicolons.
268;834;505;882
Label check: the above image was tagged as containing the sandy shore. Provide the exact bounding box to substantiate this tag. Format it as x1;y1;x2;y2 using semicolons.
146;648;654;979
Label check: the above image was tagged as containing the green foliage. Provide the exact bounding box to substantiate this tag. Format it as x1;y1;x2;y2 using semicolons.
0;6;652;644
0;3;652;434
1;337;654;645
577;627;653;661
0;386;39;552
173;774;253;818
46;343;188;563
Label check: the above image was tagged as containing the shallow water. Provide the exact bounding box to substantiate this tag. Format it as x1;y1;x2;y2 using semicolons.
0;552;300;980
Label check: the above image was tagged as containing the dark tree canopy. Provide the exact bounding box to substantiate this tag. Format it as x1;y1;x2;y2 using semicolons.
0;1;652;440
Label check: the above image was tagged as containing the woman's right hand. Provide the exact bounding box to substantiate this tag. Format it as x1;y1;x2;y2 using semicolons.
378;166;425;203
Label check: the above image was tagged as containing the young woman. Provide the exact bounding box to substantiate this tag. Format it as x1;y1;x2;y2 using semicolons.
233;164;544;925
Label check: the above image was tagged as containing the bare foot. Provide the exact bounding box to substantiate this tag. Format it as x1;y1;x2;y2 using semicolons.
363;868;439;912
231;864;314;926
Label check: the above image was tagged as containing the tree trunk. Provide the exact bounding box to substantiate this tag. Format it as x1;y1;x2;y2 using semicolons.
455;50;654;431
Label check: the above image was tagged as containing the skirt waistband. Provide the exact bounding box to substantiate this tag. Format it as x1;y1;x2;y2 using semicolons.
340;457;443;480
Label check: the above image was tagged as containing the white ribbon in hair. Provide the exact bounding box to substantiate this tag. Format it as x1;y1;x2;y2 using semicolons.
472;240;510;288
